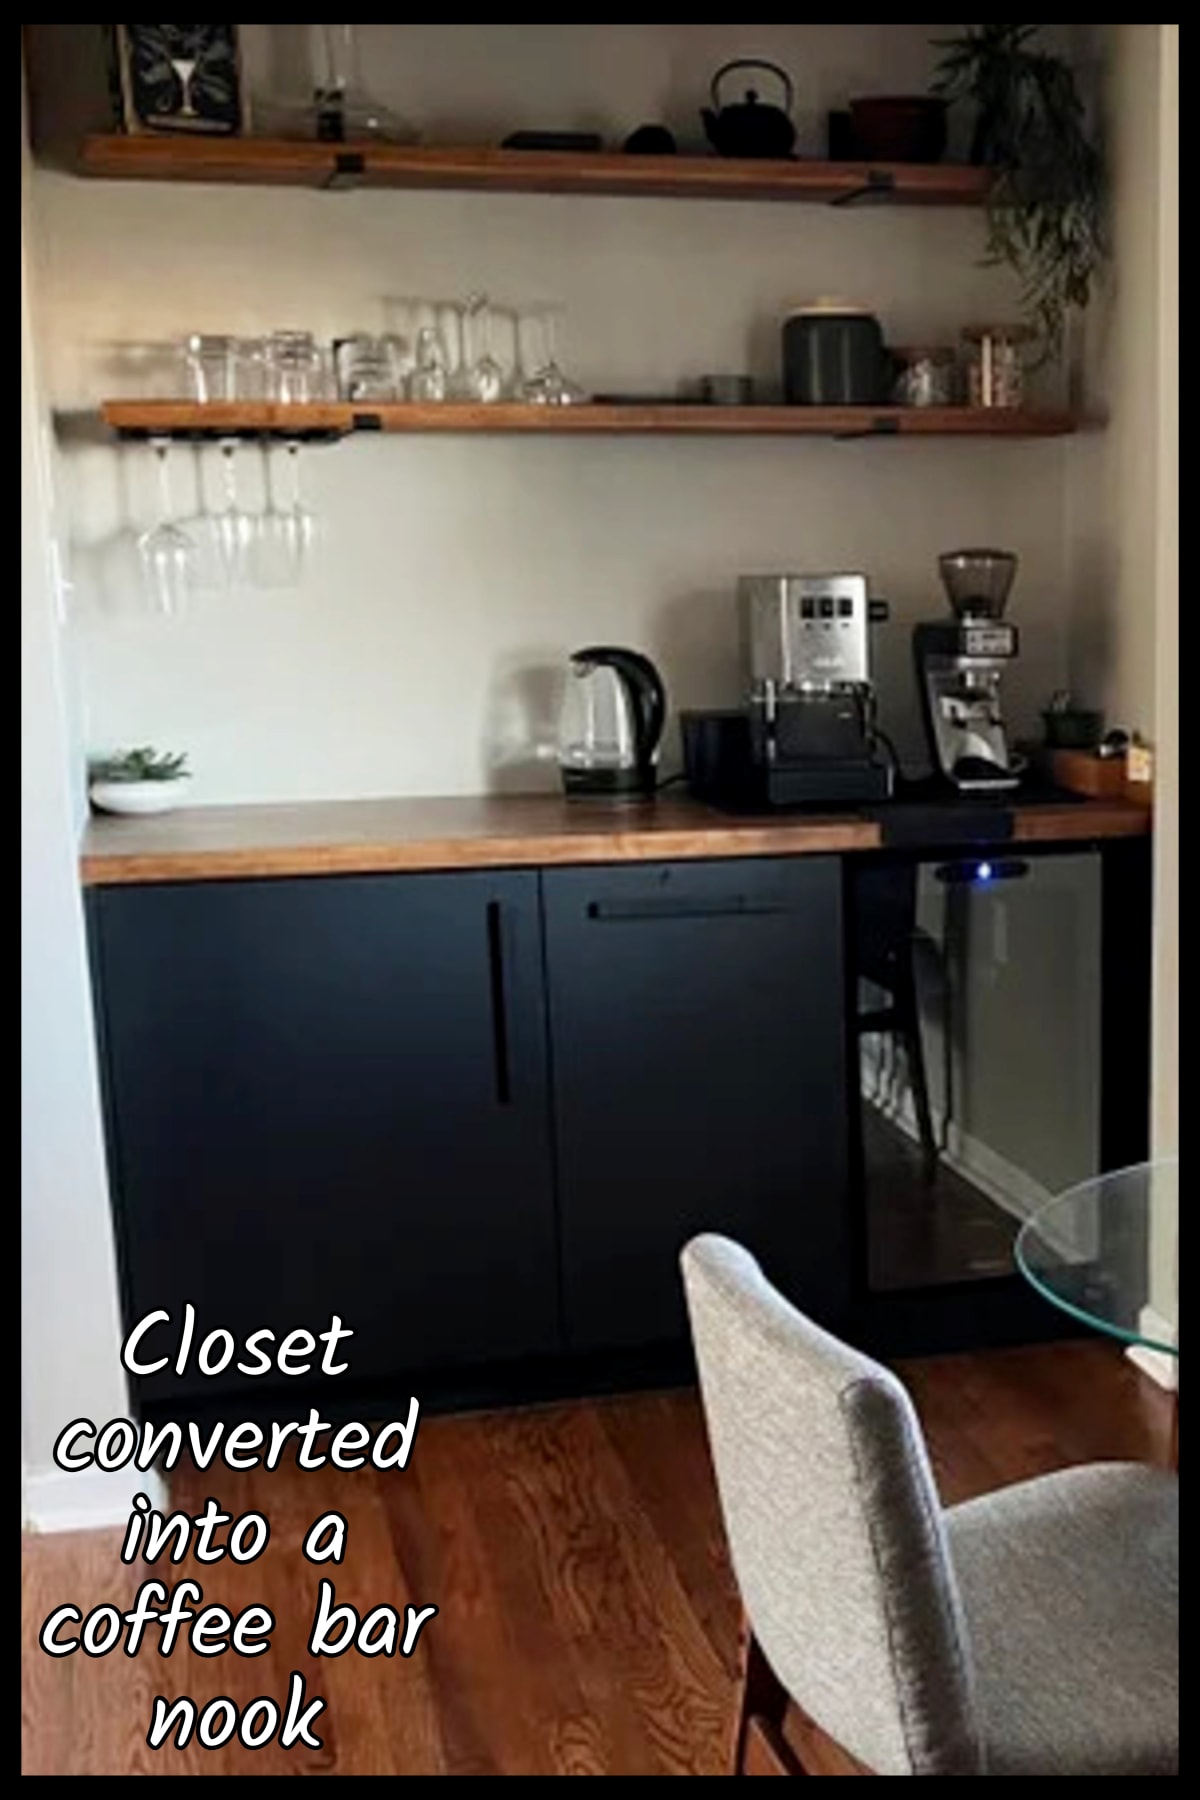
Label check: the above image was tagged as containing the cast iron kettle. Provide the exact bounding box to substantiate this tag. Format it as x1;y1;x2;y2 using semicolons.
702;59;796;160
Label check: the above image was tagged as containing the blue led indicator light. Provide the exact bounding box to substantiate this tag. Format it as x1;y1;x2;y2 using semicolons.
977;861;994;883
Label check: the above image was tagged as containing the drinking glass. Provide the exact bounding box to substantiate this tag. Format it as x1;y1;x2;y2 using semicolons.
463;293;507;403
234;337;269;401
334;334;398;402
184;334;238;404
267;331;327;404
409;326;449;402
138;438;195;615
520;308;586;406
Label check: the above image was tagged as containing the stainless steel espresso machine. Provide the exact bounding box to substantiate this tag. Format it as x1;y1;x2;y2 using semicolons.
682;572;894;808
913;550;1024;793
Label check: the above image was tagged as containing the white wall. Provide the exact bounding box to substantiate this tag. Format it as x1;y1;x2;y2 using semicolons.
1067;23;1168;739
1066;25;1177;1359
22;96;156;1530
1151;24;1178;1163
32;24;1074;805
1067;25;1177;1155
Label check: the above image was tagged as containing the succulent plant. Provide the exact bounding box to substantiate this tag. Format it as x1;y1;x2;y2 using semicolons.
89;746;190;783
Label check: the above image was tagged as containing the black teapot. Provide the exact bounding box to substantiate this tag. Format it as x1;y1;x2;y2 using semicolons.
702;59;796;160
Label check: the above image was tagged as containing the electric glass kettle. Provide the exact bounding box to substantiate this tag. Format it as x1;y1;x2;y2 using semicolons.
556;646;667;797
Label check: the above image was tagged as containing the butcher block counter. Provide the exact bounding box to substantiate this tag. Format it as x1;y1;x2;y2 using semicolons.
79;790;1149;886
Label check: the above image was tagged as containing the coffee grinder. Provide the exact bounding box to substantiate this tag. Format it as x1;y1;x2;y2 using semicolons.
913;550;1023;793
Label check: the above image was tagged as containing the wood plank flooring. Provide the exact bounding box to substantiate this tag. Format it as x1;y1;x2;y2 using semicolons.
21;1344;1174;1777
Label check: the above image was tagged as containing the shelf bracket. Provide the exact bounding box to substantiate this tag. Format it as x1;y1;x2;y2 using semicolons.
831;168;897;208
111;426;347;445
324;151;366;192
834;416;902;442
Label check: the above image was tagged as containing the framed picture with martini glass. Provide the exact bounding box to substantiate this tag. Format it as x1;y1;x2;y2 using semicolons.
115;25;245;136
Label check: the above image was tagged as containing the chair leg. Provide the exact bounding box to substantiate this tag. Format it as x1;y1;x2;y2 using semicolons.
732;1620;807;1776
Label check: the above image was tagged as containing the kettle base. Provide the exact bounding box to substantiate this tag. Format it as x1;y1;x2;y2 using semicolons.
561;767;656;799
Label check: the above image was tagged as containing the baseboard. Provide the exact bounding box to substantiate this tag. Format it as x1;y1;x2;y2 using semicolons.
22;1465;168;1534
1125;1308;1179;1391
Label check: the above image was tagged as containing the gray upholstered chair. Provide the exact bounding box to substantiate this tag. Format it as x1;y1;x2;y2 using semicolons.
681;1234;1179;1778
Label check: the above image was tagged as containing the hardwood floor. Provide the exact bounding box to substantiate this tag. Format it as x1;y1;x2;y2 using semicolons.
22;1344;1174;1777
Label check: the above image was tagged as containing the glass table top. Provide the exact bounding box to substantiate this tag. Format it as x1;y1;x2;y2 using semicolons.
1016;1161;1178;1355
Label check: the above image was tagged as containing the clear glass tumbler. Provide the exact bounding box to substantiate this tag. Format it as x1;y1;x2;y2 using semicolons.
334;335;398;402
184;334;238;404
266;331;327;404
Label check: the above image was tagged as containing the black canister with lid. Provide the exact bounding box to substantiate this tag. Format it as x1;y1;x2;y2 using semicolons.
783;302;891;405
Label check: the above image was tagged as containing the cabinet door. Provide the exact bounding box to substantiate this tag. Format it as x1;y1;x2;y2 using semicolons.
543;858;849;1352
89;871;557;1402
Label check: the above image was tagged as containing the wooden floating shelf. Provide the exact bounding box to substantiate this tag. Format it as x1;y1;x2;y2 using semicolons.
99;401;1080;442
77;134;992;207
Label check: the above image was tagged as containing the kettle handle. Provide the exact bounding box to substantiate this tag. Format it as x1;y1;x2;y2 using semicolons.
710;59;794;116
575;646;667;775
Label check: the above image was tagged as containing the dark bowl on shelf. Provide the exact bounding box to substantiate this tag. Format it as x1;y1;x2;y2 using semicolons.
848;96;947;164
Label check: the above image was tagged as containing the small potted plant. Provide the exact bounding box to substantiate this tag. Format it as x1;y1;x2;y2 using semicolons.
933;24;1106;359
89;746;192;816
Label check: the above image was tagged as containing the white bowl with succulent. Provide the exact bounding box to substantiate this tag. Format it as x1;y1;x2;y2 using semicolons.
89;746;192;816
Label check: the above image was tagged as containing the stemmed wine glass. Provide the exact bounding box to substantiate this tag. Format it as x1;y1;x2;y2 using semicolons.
282;439;317;559
464;293;506;403
213;438;255;586
138;438;195;615
520;308;586;406
249;442;311;589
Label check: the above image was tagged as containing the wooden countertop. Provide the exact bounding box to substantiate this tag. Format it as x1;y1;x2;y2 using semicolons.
79;792;1150;887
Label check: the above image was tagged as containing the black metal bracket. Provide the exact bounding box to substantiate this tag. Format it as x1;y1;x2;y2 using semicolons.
113;428;346;445
351;411;384;432
324;150;366;191
831;167;897;208
834;415;902;442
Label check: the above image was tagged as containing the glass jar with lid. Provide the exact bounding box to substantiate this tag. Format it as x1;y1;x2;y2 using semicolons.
962;323;1033;410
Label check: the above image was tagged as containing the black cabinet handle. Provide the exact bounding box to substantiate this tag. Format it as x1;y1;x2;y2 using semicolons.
486;900;512;1106
586;897;786;923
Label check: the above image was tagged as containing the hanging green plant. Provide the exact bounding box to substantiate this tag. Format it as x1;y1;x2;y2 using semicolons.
933;24;1106;360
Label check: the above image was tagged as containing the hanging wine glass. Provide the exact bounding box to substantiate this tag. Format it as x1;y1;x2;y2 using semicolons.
283;439;317;561
464;293;507;403
138;438;195;615
213;438;255;586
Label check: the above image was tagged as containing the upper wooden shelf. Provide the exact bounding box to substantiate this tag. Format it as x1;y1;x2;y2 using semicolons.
96;400;1079;442
76;134;992;206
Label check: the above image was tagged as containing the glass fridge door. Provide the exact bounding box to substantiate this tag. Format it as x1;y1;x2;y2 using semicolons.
852;851;1104;1294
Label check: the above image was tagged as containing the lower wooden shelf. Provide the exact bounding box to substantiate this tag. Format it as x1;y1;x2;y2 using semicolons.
97;400;1080;442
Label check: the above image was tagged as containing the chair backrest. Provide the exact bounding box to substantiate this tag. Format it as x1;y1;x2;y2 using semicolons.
681;1234;983;1777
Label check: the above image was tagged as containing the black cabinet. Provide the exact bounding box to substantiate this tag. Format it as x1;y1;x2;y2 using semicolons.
89;871;557;1402
542;858;849;1351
